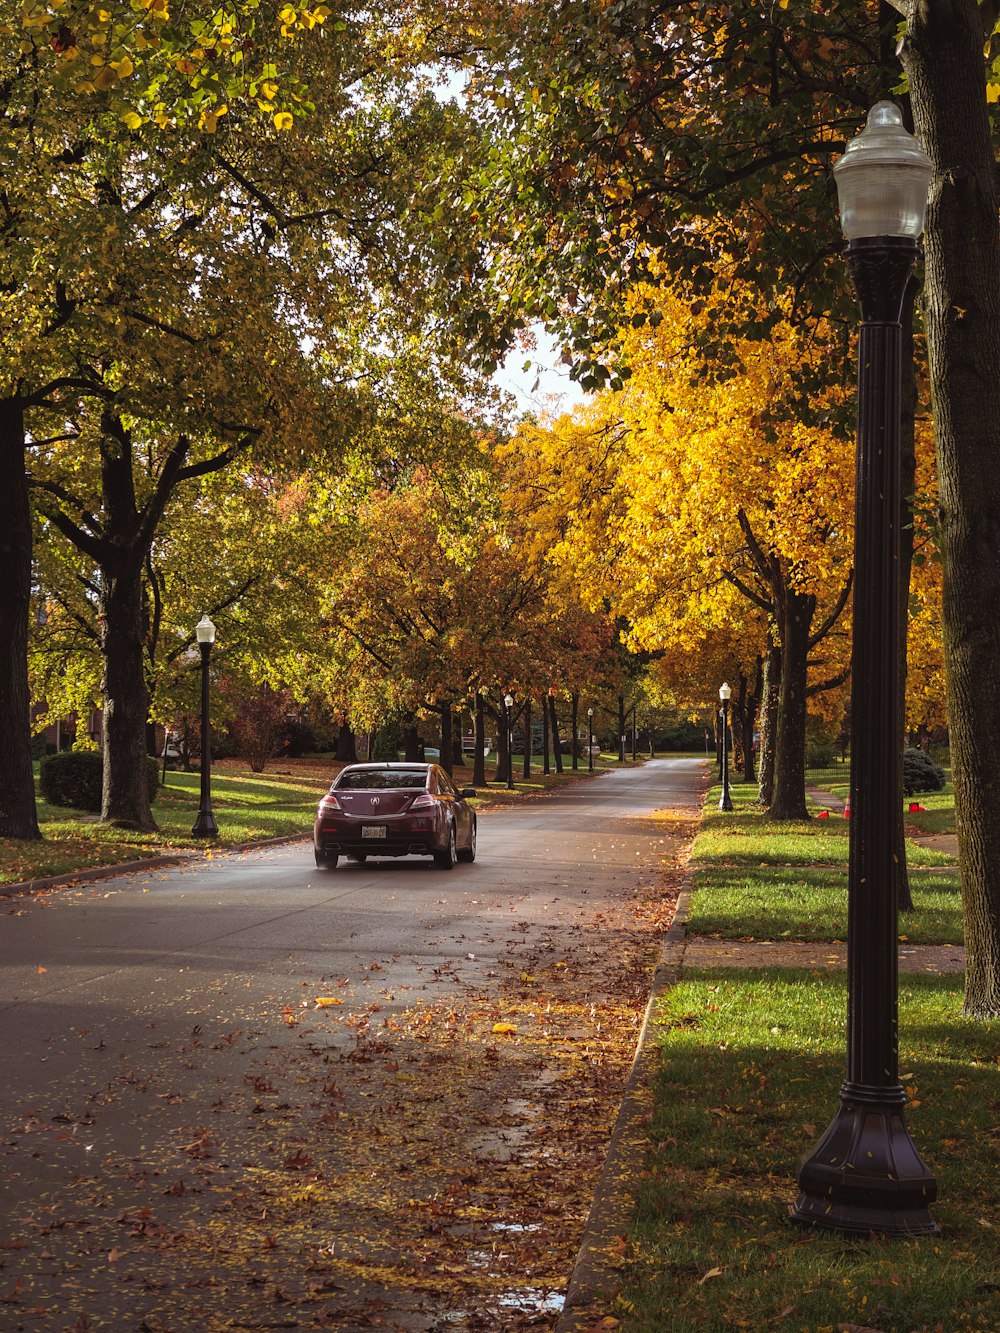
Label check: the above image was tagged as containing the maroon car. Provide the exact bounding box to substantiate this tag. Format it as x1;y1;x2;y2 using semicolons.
313;763;477;871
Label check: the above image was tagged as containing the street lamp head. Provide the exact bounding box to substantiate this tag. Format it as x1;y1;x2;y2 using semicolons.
587;707;594;717
719;681;732;702
833;101;932;241
195;614;216;645
504;693;514;708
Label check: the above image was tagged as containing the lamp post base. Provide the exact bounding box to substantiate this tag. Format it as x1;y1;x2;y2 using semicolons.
191;809;218;839
718;792;734;812
791;1088;938;1236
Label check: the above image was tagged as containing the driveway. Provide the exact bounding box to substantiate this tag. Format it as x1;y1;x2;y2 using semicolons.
0;759;707;1332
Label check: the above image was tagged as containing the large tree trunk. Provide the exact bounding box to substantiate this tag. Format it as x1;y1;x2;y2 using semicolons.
100;559;156;830
549;695;564;773
335;722;358;763
0;396;41;840
757;637;781;807
770;590;815;820
904;2;1000;1015
473;695;488;786
522;698;532;779
438;700;453;776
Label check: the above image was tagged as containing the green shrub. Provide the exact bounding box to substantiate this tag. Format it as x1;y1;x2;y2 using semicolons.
902;746;946;796
40;752;159;812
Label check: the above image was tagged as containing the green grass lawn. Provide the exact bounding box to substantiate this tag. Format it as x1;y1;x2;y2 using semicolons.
618;970;998;1333
1;764;326;886
619;768;983;1332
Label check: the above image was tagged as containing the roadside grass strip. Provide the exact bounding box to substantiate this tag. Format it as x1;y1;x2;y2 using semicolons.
686;864;964;946
1;769;324;885
619;970;999;1333
698;784;954;869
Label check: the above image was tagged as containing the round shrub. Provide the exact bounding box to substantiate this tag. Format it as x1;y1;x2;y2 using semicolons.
902;746;946;796
40;752;160;812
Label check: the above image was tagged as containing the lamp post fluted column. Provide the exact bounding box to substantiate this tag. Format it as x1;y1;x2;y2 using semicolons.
191;615;218;839
504;693;515;791
792;102;936;1237
718;683;734;812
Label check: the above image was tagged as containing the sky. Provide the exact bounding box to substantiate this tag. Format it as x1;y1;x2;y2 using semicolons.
492;325;590;418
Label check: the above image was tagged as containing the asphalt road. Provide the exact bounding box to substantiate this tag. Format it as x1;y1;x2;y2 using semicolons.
0;758;707;1333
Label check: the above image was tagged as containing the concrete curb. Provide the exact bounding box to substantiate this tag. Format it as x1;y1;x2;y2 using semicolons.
554;883;693;1332
0;832;311;898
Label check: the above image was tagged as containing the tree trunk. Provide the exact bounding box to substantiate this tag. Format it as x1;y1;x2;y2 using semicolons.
100;558;156;830
402;719;421;762
618;694;626;762
335;723;358;763
549;695;564;773
770;590;814;820
0;396;41;839
473;695;488;786
522;698;532;779
571;692;579;770
438;701;453;776
758;636;781;806
542;693;550;775
904;2;1000;1014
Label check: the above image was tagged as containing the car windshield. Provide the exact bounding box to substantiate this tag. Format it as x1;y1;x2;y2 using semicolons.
336;770;428;791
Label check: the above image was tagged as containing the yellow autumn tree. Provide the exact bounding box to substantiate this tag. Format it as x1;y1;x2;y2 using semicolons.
506;282;856;818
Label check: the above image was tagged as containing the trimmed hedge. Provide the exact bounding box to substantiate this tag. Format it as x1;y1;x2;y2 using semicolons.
902;746;947;796
40;751;159;812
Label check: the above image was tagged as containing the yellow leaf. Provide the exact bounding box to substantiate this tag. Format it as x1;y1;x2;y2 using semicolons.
110;54;134;77
698;1266;724;1284
121;110;144;129
273;111;294;130
988;83;1000;103
492;1021;518;1034
314;996;344;1007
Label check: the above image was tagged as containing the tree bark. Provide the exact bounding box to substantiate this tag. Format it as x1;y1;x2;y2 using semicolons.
335;723;358;763
0;396;41;839
770;589;815;820
542;693;550;774
100;557;155;829
522;698;532;779
570;692;579;770
618;694;626;762
757;636;781;807
904;0;1000;1014
438;700;453;776
549;695;564;773
473;695;488;787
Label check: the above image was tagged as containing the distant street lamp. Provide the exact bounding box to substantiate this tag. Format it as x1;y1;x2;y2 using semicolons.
587;707;594;773
792;102;937;1236
191;615;218;839
718;682;733;813
504;693;515;791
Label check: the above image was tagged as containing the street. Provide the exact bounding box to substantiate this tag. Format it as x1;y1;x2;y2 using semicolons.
0;759;706;1333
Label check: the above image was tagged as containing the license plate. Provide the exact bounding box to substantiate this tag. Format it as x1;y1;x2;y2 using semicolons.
362;825;386;839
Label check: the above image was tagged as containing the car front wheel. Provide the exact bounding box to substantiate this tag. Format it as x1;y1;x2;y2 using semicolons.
433;824;457;870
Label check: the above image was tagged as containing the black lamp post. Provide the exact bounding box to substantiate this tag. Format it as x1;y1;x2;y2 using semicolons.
191;615;218;839
587;707;594;772
504;693;515;790
792;102;937;1236
718;682;734;812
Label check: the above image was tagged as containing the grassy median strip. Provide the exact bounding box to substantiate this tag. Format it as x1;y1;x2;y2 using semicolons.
615;773;994;1333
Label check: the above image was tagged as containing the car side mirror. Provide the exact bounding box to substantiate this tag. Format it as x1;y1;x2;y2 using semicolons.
461;788;477;799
